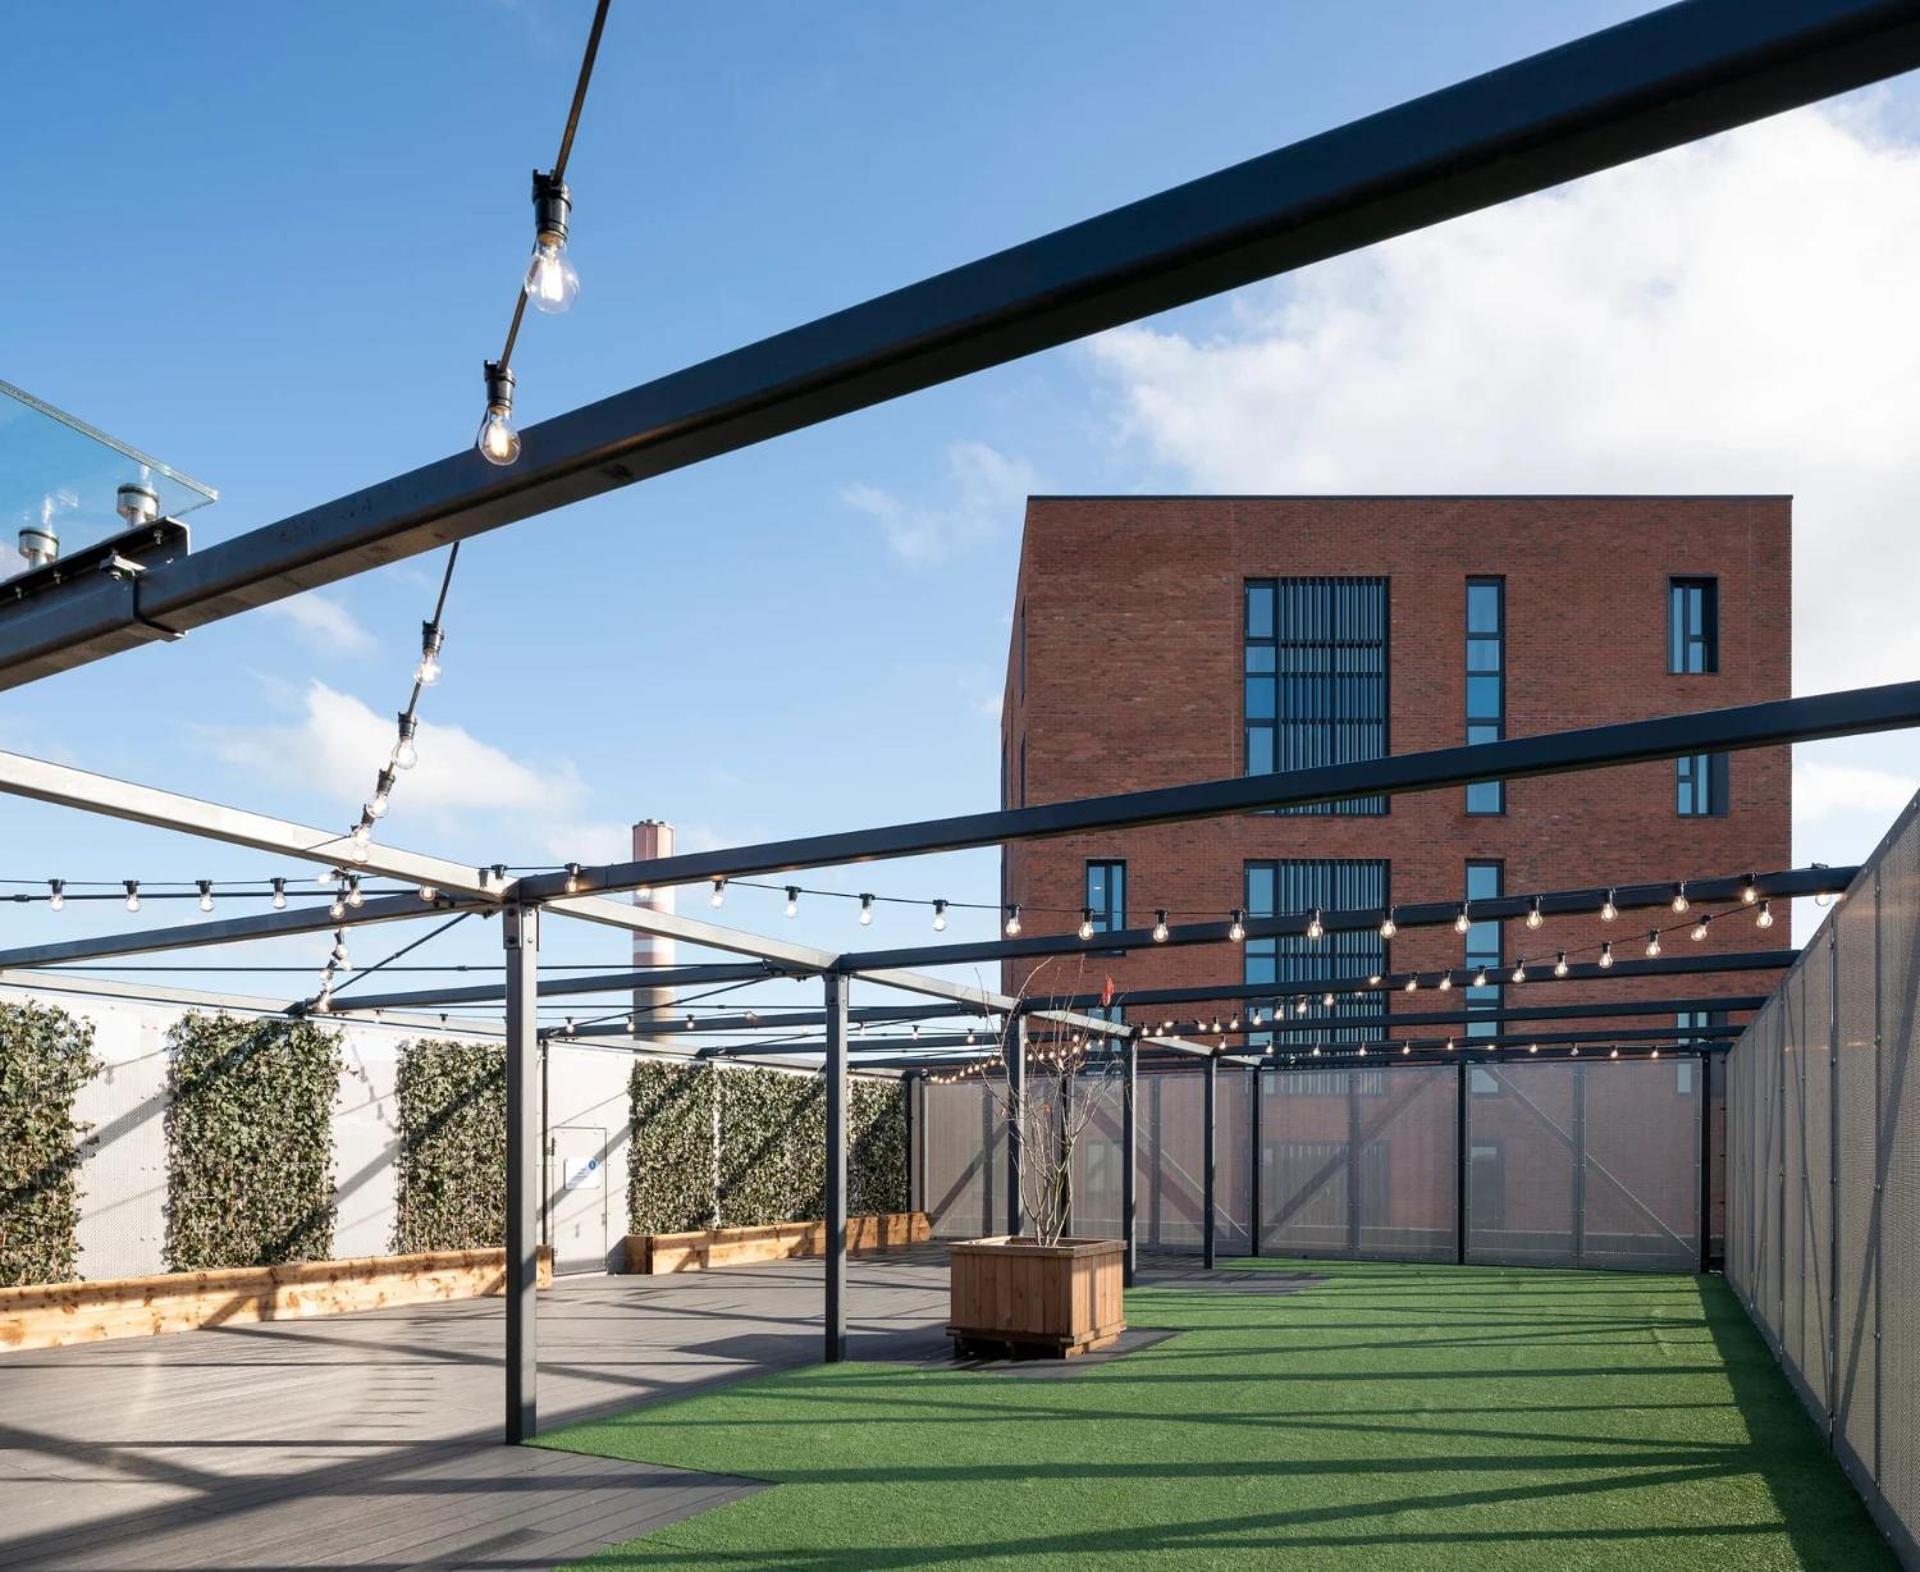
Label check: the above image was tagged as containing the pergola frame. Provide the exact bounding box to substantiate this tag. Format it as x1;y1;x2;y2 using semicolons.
1;0;1912;1446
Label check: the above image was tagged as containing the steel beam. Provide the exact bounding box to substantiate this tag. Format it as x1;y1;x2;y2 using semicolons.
502;905;540;1444
11;0;1917;694
1173;994;1768;1037
823;972;849;1363
0;748;497;895
327;963;773;1015
533;682;1920;894
830;868;1848;973
0;891;484;972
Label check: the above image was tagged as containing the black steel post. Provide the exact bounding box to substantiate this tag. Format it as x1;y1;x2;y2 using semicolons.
1827;925;1841;1424
1007;1017;1027;1237
503;904;540;1444
1203;1054;1218;1271
1250;1062;1263;1257
1572;1061;1588;1267
824;972;849;1363
1699;1049;1713;1275
1455;1060;1469;1265
904;1070;920;1217
1122;1036;1138;1286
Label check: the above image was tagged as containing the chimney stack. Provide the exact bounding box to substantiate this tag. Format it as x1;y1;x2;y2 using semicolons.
631;820;676;1033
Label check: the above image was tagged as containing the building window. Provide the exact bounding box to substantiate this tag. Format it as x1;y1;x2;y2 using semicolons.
1676;752;1729;817
1669;578;1719;674
1245;859;1387;1050
1465;577;1504;814
1244;577;1388;815
1084;860;1126;940
1465;861;1503;1040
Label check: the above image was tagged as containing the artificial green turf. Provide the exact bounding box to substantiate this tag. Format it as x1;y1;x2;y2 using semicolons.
538;1261;1892;1569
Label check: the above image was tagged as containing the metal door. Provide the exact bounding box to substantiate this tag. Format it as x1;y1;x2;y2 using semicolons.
547;1125;609;1273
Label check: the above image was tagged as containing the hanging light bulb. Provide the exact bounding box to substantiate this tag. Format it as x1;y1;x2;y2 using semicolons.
524;171;580;314
415;622;445;688
347;821;371;864
365;769;396;821
1814;863;1836;907
1672;882;1690;914
1601;889;1618;922
419;883;438;903
1571;1045;1580;1058
270;877;287;910
932;899;948;932
560;863;584;895
1311;1045;1322;1057
1227;908;1246;943
197;880;215;913
1646;929;1662;957
1003;904;1022;937
1321;991;1335;1008
476;361;521;466
1526;897;1544;930
1553;951;1569;978
329;892;347;921
782;886;800;919
315;985;333;1014
1379;908;1398;939
1741;874;1760;905
1368;972;1383;987
47;879;64;912
1076;907;1095;941
1651;1046;1661;1060
331;938;349;965
1756;900;1775;930
1151;910;1170;943
346;875;365;909
1438;972;1453;991
684;1013;695;1030
1445;1038;1456;1052
858;893;874;926
1454;903;1471;934
1610;1046;1619;1059
1401;1042;1411;1056
123;880;140;913
1529;1042;1539;1054
1295;997;1310;1016
1511;959;1527;984
1599;940;1614;969
1357;1045;1368;1058
1306;908;1325;941
1403;974;1418;993
388;713;422;776
709;878;726;909
1691;916;1710;942
1473;967;1488;988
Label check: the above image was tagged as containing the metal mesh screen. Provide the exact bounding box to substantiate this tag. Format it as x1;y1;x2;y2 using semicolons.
1258;1066;1456;1260
925;1079;1005;1239
1466;1062;1577;1265
1723;790;1920;1563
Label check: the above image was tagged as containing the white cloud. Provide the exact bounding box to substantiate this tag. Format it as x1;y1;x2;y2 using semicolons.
538;819;632;865
260;592;377;657
1795;760;1916;822
842;440;1038;563
1085;105;1920;696
211;680;584;816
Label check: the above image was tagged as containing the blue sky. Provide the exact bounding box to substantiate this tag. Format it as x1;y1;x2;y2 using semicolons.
3;0;1916;1007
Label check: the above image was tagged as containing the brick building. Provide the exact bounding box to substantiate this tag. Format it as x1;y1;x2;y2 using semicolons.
998;496;1791;1260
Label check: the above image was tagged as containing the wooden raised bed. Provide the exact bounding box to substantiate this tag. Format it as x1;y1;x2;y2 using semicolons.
626;1211;929;1274
948;1236;1126;1357
0;1247;555;1354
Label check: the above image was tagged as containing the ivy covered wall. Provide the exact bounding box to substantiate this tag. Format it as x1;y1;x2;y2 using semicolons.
164;1013;344;1271
0;1001;100;1287
391;1038;506;1253
627;1060;906;1235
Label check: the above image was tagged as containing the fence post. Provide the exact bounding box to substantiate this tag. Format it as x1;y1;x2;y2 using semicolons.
1122;1036;1138;1286
502;903;540;1445
1828;925;1841;1432
1455;1060;1469;1265
1698;1049;1712;1275
1872;871;1884;1485
1006;1016;1026;1237
1249;1062;1263;1257
823;971;848;1364
1203;1053;1218;1270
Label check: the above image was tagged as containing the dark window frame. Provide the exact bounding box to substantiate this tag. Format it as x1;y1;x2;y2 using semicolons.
1084;859;1127;949
1245;858;1388;1050
1676;751;1729;817
1465;576;1505;815
1465;859;1504;1041
1243;576;1390;817
1668;577;1720;675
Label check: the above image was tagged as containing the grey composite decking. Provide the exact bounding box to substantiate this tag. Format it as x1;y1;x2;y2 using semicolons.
0;1249;954;1570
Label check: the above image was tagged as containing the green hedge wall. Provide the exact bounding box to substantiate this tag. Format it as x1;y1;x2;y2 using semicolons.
0;1000;100;1287
628;1062;906;1235
392;1038;505;1254
164;1013;343;1271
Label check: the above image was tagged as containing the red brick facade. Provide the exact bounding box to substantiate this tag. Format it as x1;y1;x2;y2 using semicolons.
1000;495;1791;1043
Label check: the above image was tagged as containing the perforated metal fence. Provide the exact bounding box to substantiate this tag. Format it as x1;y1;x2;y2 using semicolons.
1724;793;1920;1568
926;1054;1705;1272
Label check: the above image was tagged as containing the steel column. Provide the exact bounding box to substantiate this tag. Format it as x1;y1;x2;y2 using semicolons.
1203;1054;1218;1271
823;971;849;1363
1122;1036;1138;1286
1699;1048;1713;1274
1455;1061;1469;1264
503;904;540;1444
1827;923;1841;1423
1006;1017;1027;1236
1250;1063;1263;1257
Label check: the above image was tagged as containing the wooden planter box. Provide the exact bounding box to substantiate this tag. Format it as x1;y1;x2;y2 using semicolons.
0;1247;555;1355
948;1236;1125;1357
626;1211;930;1274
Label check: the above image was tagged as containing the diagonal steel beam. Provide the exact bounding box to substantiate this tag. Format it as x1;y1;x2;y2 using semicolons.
5;0;1918;691
526;685;1920;896
0;892;483;970
324;963;775;1015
